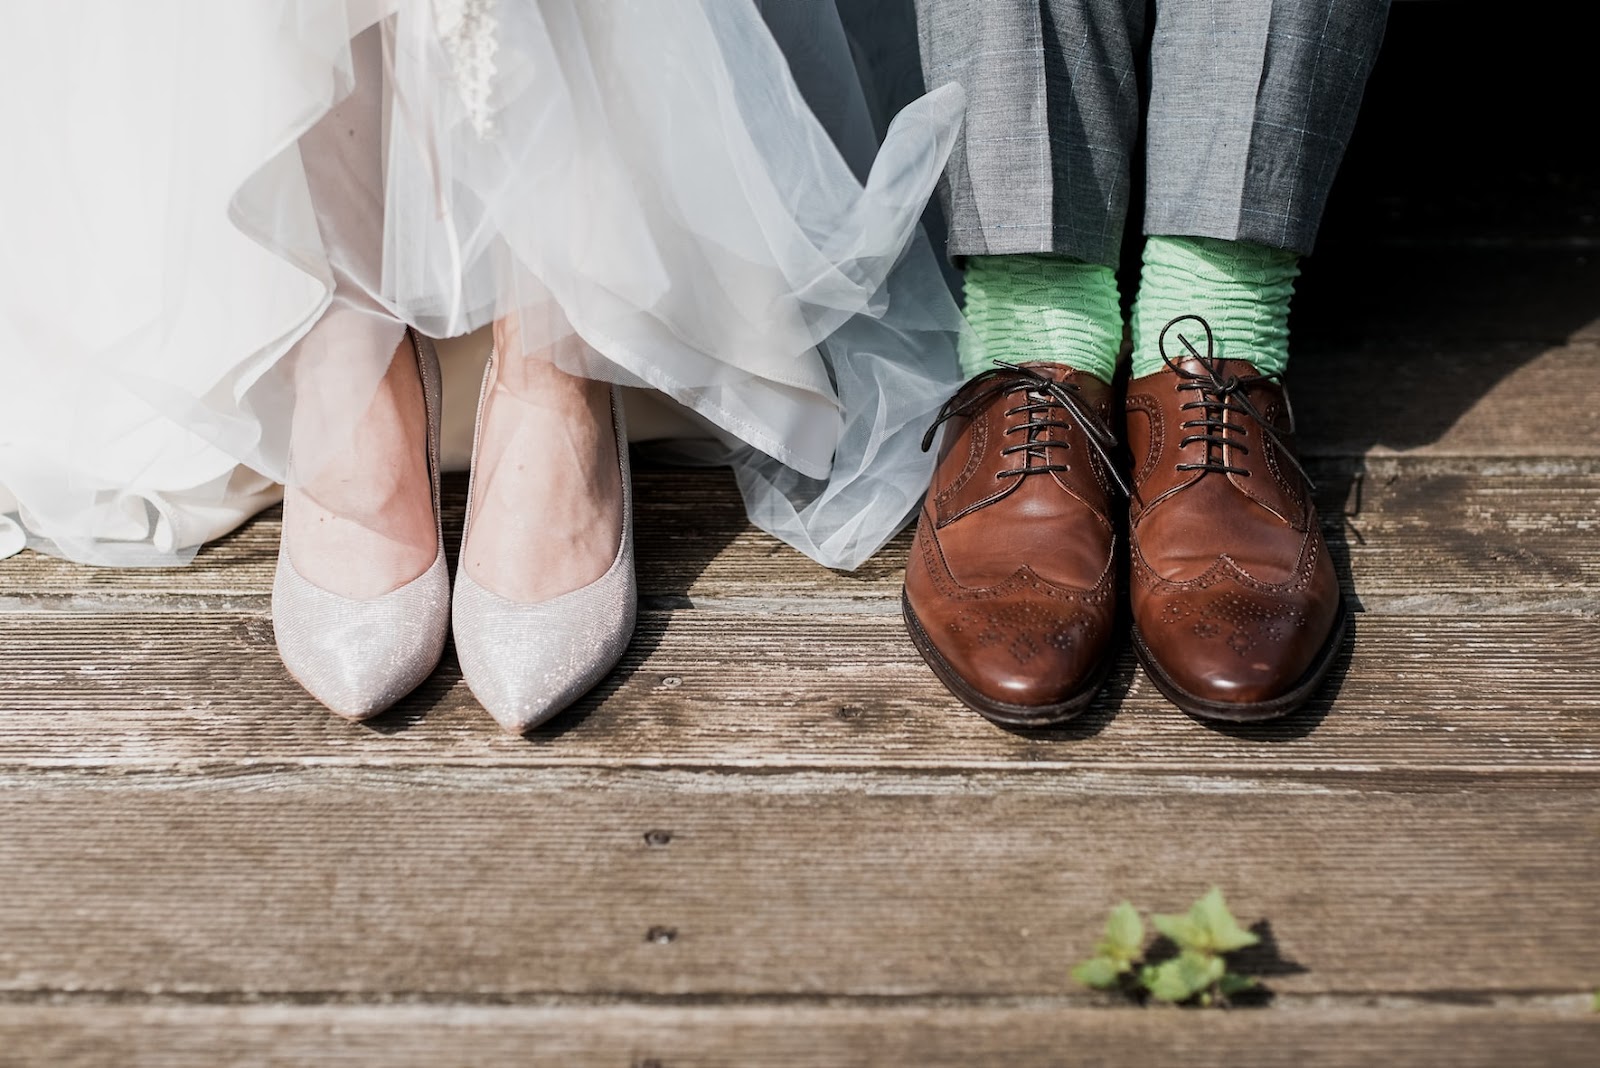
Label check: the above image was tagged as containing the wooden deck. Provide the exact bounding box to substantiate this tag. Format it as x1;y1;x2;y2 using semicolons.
3;11;1599;1065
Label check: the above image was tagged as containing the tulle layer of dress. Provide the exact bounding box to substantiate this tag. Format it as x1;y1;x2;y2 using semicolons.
0;0;966;570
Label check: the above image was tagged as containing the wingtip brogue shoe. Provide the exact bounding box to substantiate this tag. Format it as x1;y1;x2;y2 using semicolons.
903;362;1127;726
1125;316;1347;721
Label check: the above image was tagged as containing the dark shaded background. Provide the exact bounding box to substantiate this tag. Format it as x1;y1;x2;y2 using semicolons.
1295;0;1599;347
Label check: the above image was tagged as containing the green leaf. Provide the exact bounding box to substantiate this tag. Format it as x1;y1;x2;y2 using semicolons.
1189;887;1260;953
1071;956;1125;990
1151;911;1206;951
1591;989;1599;1013
1141;950;1225;1003
1218;973;1258;997
1098;902;1145;962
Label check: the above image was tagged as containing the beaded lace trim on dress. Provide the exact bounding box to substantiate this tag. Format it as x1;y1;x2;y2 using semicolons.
434;0;500;137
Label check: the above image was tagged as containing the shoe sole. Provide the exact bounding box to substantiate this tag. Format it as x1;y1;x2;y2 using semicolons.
1130;604;1351;723
901;591;1113;727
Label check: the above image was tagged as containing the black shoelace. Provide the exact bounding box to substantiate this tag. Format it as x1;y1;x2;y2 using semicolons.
922;362;1130;496
1158;315;1314;490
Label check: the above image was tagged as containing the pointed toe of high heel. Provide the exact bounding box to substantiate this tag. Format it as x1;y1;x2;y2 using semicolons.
451;564;636;734
272;552;451;720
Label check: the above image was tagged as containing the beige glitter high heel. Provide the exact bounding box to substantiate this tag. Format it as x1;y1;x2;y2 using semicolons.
271;330;450;720
450;356;636;734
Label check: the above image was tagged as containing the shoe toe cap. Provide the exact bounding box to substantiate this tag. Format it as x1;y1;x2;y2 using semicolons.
460;655;613;735
284;653;432;722
908;592;1116;714
1138;588;1343;710
1157;650;1302;707
272;558;450;721
451;571;637;734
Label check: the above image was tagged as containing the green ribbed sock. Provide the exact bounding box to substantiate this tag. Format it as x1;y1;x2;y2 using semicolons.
1130;236;1300;378
958;254;1122;384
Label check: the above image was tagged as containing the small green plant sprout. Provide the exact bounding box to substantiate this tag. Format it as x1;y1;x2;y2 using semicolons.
1070;901;1144;991
1591;989;1599;1013
1073;887;1262;1007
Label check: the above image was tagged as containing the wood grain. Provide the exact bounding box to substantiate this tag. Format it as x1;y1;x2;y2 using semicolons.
5;459;1598;613
0;613;1593;770
0;612;1595;772
2;1003;1596;1068
1289;340;1600;457
1;768;1596;998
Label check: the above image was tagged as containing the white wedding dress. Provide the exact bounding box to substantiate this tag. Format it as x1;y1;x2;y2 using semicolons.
0;0;965;570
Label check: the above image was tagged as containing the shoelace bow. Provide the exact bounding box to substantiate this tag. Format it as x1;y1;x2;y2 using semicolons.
922;361;1131;496
1158;315;1314;490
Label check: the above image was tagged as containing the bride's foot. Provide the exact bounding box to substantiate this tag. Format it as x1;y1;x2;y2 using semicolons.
461;328;623;603
283;334;439;598
451;322;636;734
273;328;450;721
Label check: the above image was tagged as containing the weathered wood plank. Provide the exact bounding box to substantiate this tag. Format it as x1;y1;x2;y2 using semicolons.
1290;340;1600;456
4;460;1598;612
1;1003;1595;1068
0;612;1595;772
0;768;1596;997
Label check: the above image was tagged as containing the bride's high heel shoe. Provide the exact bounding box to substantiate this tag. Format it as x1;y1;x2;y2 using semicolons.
271;331;450;720
451;357;637;734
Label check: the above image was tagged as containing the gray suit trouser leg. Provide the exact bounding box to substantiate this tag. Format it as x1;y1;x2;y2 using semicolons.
912;0;1391;264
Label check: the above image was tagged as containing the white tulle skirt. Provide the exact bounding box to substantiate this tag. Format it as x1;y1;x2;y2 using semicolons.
0;0;965;570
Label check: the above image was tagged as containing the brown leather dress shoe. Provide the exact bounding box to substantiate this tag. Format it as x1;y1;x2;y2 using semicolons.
903;362;1128;726
1125;315;1347;721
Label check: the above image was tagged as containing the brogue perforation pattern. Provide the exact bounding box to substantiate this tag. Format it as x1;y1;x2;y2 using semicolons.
1158;592;1308;658
948;600;1099;665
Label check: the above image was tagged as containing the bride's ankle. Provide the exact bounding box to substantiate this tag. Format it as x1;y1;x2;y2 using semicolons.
288;453;430;536
464;356;624;603
281;332;438;598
